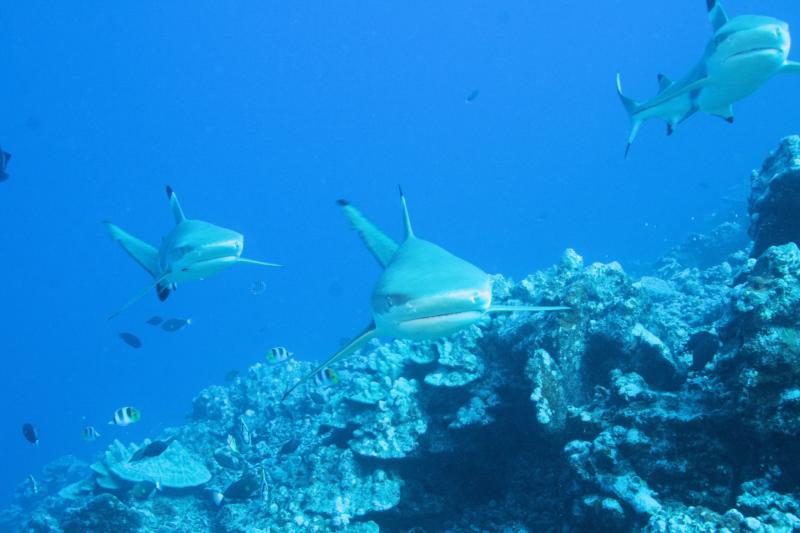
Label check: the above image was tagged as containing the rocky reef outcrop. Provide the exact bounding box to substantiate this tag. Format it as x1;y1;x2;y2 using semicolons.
3;137;800;532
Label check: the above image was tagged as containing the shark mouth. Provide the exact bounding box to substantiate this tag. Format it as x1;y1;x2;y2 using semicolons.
728;47;784;59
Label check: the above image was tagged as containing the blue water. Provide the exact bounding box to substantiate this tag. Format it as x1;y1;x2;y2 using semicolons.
1;0;798;507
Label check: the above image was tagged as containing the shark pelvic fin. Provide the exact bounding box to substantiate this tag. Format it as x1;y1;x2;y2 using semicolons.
105;221;160;277
708;104;734;123
488;305;570;313
165;186;186;224
706;0;729;32
781;61;800;75
236;257;283;267
108;273;171;320
398;186;414;239
337;199;399;268
657;74;673;93
281;322;378;401
616;74;642;157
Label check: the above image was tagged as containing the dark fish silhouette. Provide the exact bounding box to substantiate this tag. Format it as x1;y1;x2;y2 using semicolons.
465;89;480;103
0;149;11;182
279;437;301;455
119;332;142;348
161;318;191;332
22;423;39;445
130;436;175;462
145;316;163;326
225;370;240;382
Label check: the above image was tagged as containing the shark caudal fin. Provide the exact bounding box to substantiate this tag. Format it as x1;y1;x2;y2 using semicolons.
398;186;414;239
706;0;729;32
165;186;186;224
616;74;643;157
281;323;378;401
337;199;399;268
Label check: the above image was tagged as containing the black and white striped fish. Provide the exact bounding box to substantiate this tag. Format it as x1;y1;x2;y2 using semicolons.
109;406;141;426
82;426;101;441
314;368;339;388
266;346;292;364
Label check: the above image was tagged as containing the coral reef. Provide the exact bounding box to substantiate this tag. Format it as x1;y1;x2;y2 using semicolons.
3;137;800;531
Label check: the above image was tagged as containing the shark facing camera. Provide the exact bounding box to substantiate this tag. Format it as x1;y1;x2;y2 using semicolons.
280;187;568;400
105;186;281;319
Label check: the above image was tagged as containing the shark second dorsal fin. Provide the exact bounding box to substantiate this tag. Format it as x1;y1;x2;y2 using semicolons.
657;74;673;93
165;186;186;224
706;0;728;32
398;186;414;239
338;199;398;268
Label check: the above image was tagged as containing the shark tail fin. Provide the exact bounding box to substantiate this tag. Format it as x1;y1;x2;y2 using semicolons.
616;73;643;157
281;323;378;402
398;186;414;239
166;186;186;224
337;199;399;268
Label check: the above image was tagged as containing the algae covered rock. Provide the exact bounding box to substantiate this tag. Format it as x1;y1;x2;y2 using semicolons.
749;135;800;257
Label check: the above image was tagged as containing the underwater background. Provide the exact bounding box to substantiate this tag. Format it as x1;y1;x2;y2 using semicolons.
2;1;800;530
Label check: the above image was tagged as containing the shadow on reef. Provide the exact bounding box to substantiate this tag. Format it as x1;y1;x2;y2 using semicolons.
4;136;800;532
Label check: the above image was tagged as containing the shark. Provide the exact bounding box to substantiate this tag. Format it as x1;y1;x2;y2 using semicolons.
617;0;800;156
281;188;568;400
105;186;280;319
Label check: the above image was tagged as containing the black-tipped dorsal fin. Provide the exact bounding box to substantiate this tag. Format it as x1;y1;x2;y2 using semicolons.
165;186;186;224
337;199;398;268
398;186;414;239
657;74;673;93
707;0;729;32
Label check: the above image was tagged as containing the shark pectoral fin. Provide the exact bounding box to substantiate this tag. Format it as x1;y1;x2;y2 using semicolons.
108;274;171;320
708;105;734;123
236;258;283;268
337;199;399;268
706;0;729;32
488;305;570;313
781;61;800;75
165;186;186;224
281;323;378;402
105;221;160;277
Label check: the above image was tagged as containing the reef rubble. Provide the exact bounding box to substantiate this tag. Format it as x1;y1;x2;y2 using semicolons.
3;136;800;532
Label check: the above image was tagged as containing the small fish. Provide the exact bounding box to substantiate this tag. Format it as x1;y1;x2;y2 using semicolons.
226;433;239;454
212;474;261;506
224;370;240;382
0;148;11;182
130;436;175;462
161;318;191;332
237;416;252;446
82;426;101;442
130;481;157;500
266;346;292;364
118;332;142;348
257;466;268;502
465;89;480;103
278;437;301;455
109;406;141;426
314;368;339;389
22;423;39;445
249;280;267;296
145;316;163;326
27;475;38;495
